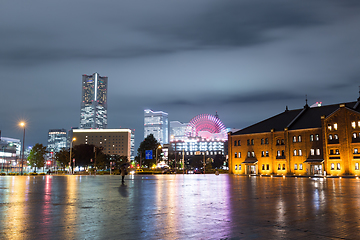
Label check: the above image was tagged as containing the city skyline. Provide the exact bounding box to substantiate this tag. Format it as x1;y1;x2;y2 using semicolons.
1;1;360;150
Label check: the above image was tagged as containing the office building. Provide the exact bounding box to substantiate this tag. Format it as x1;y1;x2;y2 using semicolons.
47;129;67;152
72;129;132;158
80;73;108;129
144;109;168;145
170;121;188;141
229;97;360;176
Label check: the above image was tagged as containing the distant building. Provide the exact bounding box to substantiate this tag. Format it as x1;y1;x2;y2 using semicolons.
228;97;360;176
72;129;132;159
47;129;67;152
144;109;168;145
170;113;228;159
130;130;135;161
0;137;18;171
80;73;108;129
170;121;188;141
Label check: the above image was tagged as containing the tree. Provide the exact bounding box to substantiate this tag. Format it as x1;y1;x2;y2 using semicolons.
137;134;161;167
213;154;225;169
73;144;96;167
27;143;47;172
55;148;70;171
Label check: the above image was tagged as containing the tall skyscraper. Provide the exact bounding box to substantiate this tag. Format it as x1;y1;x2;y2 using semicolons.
144;109;168;145
47;129;67;152
170;121;188;141
80;73;108;129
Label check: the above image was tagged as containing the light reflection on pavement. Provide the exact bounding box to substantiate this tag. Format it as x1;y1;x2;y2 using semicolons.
1;175;360;239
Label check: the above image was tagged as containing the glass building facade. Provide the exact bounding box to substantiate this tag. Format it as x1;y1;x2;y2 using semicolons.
170;121;189;141
47;129;67;152
144;109;169;145
80;73;108;129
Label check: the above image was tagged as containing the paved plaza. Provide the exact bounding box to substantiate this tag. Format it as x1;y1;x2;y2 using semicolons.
1;174;360;239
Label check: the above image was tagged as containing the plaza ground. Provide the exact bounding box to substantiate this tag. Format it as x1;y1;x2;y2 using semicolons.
1;174;360;239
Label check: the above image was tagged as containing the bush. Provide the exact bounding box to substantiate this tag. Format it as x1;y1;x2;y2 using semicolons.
0;172;6;176
30;172;38;175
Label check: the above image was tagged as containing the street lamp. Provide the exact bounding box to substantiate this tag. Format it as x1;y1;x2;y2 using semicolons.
69;137;76;174
19;122;25;175
156;145;162;164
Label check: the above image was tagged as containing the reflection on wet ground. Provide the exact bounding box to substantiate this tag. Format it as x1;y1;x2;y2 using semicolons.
1;175;360;239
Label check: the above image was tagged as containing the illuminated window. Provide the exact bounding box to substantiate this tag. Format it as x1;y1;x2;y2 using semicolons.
335;149;340;155
353;133;357;139
316;149;321;155
334;134;338;140
261;151;265;157
239;165;242;170
355;148;358;154
331;163;334;170
315;134;320;141
276;139;280;145
356;163;359;170
234;152;237;158
328;124;332;131
352;121;356;129
235;165;237;170
329;134;333;140
247;152;251;157
277;150;280;157
278;164;281;170
337;163;341;170
299;149;302;156
251;151;255;157
310;134;314;142
334;123;338;130
238;152;241;158
358;121;360;128
293;136;297;143
266;151;269;157
294;164;298;170
299;164;303;170
298;135;302;142
311;149;315;155
293;149;297;156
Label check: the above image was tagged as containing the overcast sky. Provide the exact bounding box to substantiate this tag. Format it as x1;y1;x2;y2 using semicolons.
1;0;360;149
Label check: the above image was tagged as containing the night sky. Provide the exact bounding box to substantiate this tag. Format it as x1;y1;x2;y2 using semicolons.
1;0;360;149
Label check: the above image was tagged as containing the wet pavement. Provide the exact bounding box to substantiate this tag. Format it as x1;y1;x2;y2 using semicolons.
1;174;360;239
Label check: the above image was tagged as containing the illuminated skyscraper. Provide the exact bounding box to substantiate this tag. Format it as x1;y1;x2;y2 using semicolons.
80;73;108;129
144;109;168;145
47;129;67;153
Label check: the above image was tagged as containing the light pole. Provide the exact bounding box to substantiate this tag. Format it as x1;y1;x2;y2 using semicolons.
156;145;162;165
19;122;25;175
69;137;76;174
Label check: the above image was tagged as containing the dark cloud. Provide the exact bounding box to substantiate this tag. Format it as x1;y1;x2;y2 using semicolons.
1;0;360;149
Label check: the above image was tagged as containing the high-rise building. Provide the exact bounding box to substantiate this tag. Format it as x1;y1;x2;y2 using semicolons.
47;129;67;152
144;109;168;145
170;121;188;141
80;73;108;129
130;130;135;161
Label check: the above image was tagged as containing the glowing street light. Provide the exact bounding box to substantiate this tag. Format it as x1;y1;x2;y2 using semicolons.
69;137;76;174
156;145;162;164
19;122;25;175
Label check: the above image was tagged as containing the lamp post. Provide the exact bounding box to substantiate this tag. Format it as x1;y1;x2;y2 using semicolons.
19;122;25;175
69;137;76;174
156;145;162;165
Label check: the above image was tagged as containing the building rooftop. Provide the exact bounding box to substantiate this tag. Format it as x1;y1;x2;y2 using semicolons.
232;101;359;135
